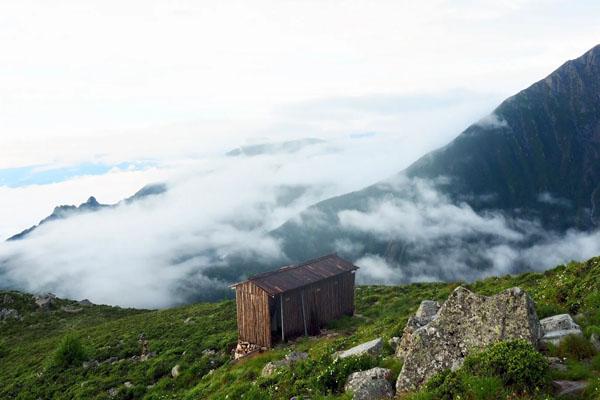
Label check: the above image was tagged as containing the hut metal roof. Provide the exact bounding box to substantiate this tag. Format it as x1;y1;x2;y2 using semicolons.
233;254;358;296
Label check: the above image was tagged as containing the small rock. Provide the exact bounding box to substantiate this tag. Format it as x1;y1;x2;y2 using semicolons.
171;364;181;378
184;317;194;324
83;360;100;369
546;357;567;372
261;360;289;377
2;294;14;304
590;333;600;352
78;299;93;306
202;349;216;356
345;367;393;400
124;381;133;388
104;356;119;364
553;380;588;396
284;352;308;363
141;351;157;362
540;314;583;346
336;338;383;359
261;352;309;377
107;387;119;397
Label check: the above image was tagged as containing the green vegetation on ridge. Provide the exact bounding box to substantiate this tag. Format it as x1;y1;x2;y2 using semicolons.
3;256;600;399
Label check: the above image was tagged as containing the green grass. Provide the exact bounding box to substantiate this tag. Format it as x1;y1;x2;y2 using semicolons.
2;256;600;399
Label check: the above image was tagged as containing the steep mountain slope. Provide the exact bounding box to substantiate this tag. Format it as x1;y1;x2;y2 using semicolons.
407;44;600;227
2;256;600;399
274;45;600;274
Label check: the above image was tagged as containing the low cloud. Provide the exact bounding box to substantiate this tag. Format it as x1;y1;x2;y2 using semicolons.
338;176;600;283
537;191;572;208
475;113;509;129
0;92;596;308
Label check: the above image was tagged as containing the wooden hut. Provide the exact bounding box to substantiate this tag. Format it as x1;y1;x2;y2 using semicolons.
232;254;358;349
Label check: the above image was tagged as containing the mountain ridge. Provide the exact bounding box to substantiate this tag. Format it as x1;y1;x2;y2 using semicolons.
273;44;600;274
7;183;167;241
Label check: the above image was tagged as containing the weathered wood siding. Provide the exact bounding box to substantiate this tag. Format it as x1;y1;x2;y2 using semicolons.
279;271;355;341
235;281;271;348
235;271;356;347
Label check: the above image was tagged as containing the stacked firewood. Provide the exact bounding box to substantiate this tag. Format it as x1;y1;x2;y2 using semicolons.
233;341;264;360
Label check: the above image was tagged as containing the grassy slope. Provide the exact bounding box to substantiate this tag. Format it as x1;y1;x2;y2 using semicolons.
2;256;600;400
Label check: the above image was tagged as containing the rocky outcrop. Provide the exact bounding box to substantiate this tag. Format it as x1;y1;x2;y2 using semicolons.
34;293;56;310
61;306;83;314
261;352;308;377
553;380;588;397
396;300;440;359
540;314;583;346
396;287;542;393
336;338;383;359
0;308;21;321
344;367;393;400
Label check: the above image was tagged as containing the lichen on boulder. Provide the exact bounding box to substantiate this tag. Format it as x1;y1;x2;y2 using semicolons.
396;300;440;359
344;367;393;400
396;286;542;393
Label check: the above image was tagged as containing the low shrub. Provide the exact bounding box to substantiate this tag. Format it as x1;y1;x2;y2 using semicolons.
50;334;88;369
536;302;567;320
462;340;549;392
592;353;600;372
556;334;596;360
315;354;376;393
462;375;505;400
551;359;593;381
424;369;466;400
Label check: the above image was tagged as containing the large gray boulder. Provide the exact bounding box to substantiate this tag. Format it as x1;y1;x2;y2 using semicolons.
396;300;441;359
336;338;383;359
540;314;582;346
344;367;394;400
396;287;542;393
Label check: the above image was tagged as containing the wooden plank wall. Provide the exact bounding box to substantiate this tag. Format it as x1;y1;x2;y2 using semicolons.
281;271;356;341
235;282;272;348
236;271;356;347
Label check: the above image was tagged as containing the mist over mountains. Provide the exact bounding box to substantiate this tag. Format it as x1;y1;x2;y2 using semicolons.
1;46;600;308
276;44;600;281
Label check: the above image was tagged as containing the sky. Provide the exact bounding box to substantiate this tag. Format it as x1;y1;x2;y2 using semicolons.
0;1;599;306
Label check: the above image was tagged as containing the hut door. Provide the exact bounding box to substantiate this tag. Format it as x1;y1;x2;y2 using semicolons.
305;289;321;335
271;295;282;341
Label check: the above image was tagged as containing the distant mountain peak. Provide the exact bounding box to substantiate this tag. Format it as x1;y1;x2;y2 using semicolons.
7;183;167;241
